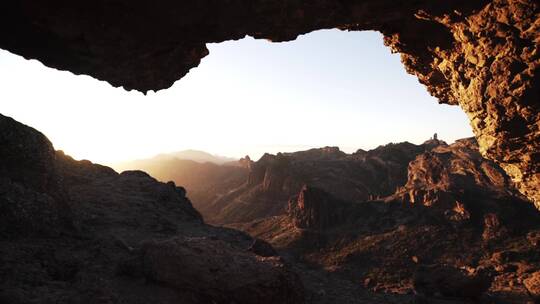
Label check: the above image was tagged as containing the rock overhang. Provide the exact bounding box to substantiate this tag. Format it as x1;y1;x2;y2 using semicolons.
0;0;538;206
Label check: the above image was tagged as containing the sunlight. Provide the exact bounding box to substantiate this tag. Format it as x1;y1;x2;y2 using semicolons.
0;29;473;164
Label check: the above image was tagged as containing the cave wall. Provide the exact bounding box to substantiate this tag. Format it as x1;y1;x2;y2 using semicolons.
0;0;538;206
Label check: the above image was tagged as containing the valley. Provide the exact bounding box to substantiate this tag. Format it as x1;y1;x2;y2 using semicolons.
38;122;540;303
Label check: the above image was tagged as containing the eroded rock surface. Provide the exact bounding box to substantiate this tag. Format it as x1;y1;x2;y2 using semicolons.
288;185;350;231
205;142;436;224
0;0;538;206
236;138;540;302
524;271;540;302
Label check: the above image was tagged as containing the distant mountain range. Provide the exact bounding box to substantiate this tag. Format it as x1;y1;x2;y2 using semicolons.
168;149;238;164
112;139;450;224
111;151;250;213
4;112;540;303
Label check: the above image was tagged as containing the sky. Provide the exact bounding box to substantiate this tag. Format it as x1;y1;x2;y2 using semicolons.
0;29;473;165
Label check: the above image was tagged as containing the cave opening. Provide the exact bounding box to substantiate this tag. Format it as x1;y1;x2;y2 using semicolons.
1;29;472;166
1;1;539;302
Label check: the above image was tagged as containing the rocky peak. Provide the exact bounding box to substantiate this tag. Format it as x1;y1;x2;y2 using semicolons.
404;138;511;195
248;153;292;187
285;146;347;162
288;185;348;231
393;138;538;237
422;136;448;150
238;155;253;169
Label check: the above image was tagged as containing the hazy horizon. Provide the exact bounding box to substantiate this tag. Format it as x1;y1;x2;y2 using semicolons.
112;136;467;166
1;29;473;165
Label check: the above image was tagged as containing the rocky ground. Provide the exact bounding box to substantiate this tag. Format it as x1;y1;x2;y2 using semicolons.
0;114;303;304
232;139;540;303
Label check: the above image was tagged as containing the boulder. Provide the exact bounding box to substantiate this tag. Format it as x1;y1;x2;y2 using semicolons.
139;237;304;304
413;265;493;299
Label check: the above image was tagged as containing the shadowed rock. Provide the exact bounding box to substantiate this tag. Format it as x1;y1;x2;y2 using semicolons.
0;113;304;304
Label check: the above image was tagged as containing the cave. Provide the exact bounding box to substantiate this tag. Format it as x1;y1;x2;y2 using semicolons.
1;0;538;207
1;1;540;303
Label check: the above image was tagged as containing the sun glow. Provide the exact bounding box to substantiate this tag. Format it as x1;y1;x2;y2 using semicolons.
0;30;473;165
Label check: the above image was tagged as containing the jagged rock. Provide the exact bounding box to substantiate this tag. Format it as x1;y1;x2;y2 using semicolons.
288;185;349;231
0;0;537;206
236;137;540;302
396;138;538;234
206;141;438;224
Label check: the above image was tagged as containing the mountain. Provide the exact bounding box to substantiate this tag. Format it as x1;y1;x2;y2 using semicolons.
202;140;447;224
169;149;238;164
110;139;450;226
111;155;249;214
233;138;540;303
0;114;303;304
116;150;237;169
5;111;540;303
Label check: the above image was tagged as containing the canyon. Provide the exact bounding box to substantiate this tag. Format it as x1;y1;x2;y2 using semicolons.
117;136;540;302
3;111;540;302
232;138;540;302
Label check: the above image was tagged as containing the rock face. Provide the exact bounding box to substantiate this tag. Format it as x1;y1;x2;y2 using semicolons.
206;142;435;224
0;0;538;207
288;185;349;231
0;114;304;304
393;138;536;239
237;138;540;302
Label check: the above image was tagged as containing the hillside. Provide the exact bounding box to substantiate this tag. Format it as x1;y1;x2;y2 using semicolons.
204;140;446;224
112;154;249;214
0;114;303;304
232;139;540;303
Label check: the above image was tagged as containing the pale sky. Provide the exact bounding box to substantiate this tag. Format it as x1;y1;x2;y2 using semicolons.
0;29;473;165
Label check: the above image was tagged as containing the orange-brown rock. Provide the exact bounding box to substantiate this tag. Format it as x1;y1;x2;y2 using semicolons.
524;271;540;302
206;143;433;224
236;138;540;302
